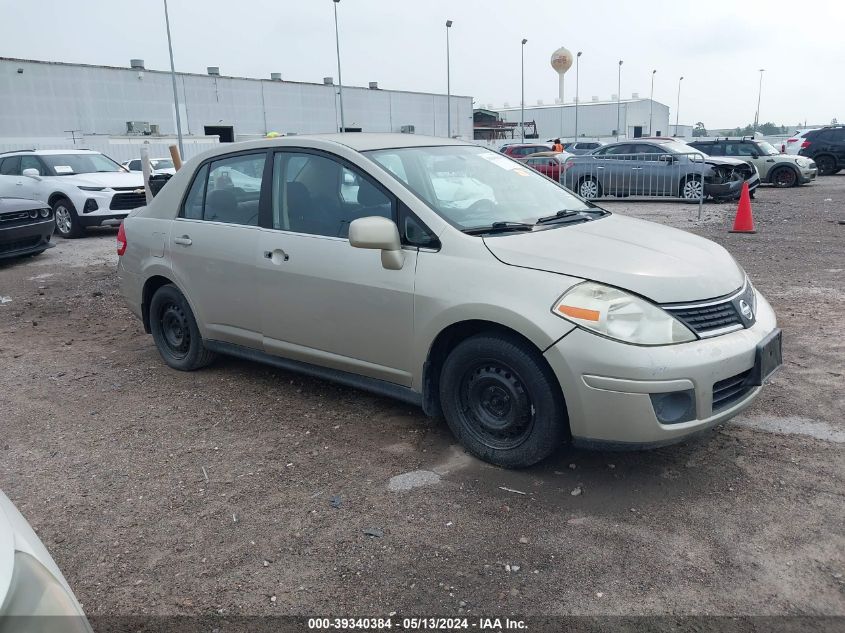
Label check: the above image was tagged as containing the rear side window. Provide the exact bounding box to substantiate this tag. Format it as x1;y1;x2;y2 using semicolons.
0;156;20;175
181;164;208;220
180;154;266;225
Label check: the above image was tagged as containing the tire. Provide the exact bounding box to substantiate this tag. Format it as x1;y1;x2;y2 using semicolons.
815;155;837;176
578;177;602;200
52;197;83;238
149;284;216;371
770;166;798;188
679;175;704;201
439;332;568;469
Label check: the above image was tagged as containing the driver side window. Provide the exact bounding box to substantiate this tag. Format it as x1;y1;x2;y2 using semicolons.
271;152;394;238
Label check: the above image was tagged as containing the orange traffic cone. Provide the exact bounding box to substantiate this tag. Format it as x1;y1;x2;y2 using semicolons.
730;182;756;234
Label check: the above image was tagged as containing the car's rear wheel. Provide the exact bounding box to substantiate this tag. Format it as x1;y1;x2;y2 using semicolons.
149;284;216;371
52;198;83;238
770;166;798;188
680;175;704;201
815;155;837;176
439;332;568;469
578;177;602;200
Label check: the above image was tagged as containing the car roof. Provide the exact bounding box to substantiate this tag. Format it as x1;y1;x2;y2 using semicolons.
0;149;100;156
526;151;561;157
184;133;475;165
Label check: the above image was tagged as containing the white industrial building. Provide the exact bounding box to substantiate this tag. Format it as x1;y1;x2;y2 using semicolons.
0;57;473;161
496;96;671;141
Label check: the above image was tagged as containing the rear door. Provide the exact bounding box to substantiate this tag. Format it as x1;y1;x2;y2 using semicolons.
167;151;267;349
0;156;21;198
628;144;675;195
257;149;417;385
594;144;635;195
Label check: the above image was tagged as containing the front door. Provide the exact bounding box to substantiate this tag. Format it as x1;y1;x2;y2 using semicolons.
257;150;416;386
167;152;267;349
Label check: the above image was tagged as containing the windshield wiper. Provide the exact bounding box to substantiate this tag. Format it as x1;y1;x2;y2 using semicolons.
535;209;584;224
462;221;535;235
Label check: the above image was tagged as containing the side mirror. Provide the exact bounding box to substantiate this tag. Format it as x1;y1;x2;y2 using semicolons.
658;154;675;163
349;216;404;270
750;152;760;159
22;168;41;178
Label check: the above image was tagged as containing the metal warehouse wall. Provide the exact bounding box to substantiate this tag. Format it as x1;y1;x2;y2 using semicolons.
0;58;473;141
498;99;670;140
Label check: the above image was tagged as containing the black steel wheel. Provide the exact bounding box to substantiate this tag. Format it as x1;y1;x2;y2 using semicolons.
439;332;568;468
149;284;216;370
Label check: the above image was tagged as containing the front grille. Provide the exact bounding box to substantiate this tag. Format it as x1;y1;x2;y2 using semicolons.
712;369;753;412
665;301;742;335
0;236;40;254
110;192;147;210
0;210;32;226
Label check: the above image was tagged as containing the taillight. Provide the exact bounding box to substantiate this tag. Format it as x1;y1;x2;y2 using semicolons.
801;140;811;149
787;138;798;143
116;222;127;256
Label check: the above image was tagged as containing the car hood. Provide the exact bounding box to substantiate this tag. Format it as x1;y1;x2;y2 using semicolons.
58;172;144;188
482;214;744;303
700;156;750;168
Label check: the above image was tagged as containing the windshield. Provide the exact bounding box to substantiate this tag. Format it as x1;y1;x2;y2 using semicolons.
152;159;175;169
757;141;780;156
366;145;592;229
41;153;122;175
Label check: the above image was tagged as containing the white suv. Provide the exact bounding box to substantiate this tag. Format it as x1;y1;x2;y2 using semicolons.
0;149;145;238
121;157;177;175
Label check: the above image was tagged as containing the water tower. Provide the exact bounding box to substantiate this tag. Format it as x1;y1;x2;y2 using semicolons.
550;46;573;102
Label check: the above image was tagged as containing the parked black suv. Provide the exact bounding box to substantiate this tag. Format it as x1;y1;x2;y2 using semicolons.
798;125;845;176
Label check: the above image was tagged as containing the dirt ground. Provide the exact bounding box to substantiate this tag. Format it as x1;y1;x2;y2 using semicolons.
1;177;843;621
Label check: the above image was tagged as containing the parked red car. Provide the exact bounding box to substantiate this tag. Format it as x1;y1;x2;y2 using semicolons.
523;151;572;181
500;143;552;160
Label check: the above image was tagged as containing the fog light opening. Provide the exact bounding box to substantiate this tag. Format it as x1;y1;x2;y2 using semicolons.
83;198;99;213
650;389;696;424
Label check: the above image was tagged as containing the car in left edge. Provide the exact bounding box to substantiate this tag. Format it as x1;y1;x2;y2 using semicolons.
0;490;92;632
0;197;54;259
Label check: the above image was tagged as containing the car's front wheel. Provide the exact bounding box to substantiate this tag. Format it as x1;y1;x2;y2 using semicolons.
439;332;568;468
680;175;704;201
578;177;602;200
770;166;798;188
149;284;217;371
52;198;83;238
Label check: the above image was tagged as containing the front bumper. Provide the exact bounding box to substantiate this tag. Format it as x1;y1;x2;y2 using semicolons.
706;172;760;200
0;219;55;259
543;291;778;446
78;213;127;228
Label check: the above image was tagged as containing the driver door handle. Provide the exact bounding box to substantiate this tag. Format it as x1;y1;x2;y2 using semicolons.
174;236;192;246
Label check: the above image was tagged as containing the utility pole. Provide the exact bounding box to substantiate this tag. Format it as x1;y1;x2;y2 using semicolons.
446;20;453;138
753;68;765;134
616;60;623;140
675;76;684;136
649;69;657;135
574;51;582;139
163;0;184;159
333;0;345;132
521;38;527;141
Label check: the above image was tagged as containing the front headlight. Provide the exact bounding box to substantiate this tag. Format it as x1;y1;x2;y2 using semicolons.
552;282;696;345
796;158;810;167
0;552;90;632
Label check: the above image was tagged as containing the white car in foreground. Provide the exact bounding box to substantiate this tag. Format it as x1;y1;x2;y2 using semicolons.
0;149;144;238
0;490;92;631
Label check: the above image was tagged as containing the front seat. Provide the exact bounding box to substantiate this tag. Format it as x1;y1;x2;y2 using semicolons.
205;188;238;223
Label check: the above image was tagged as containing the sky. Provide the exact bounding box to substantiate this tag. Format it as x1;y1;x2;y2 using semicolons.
1;0;842;130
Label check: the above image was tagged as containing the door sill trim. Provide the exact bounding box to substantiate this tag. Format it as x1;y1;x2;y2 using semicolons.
205;340;423;408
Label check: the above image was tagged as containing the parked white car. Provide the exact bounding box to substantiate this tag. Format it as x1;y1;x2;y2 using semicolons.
0;149;145;238
0;490;92;630
783;129;818;155
121;157;177;175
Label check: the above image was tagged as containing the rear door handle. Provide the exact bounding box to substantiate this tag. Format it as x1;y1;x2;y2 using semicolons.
174;236;192;246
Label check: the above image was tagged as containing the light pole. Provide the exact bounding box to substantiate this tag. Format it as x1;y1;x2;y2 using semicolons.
446;20;452;138
616;60;623;140
675;75;683;136
521;38;527;141
574;51;582;139
649;69;657;135
753;68;765;134
163;0;183;159
333;0;345;132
